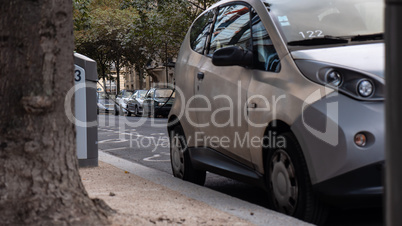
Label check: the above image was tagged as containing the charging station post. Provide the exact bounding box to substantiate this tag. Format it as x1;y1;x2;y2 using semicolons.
74;53;98;167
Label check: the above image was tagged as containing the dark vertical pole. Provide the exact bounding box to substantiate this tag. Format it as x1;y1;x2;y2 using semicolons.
165;42;169;87
385;0;402;226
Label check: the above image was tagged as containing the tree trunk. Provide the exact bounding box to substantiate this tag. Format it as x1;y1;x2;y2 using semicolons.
138;67;144;90
102;77;107;92
115;59;120;93
0;1;111;225
100;61;107;92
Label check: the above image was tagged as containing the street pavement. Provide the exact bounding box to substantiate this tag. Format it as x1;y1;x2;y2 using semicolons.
99;150;311;225
97;114;384;226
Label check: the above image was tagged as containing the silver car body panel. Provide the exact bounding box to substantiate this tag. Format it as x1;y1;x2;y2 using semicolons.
292;93;384;184
247;54;331;174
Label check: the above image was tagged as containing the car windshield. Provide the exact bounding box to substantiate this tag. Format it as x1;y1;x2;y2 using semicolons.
155;89;175;98
123;91;133;98
265;0;384;48
138;90;148;98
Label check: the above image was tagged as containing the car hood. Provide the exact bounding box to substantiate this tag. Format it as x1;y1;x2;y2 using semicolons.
291;43;384;78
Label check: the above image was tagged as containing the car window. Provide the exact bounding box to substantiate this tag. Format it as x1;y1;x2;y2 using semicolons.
138;90;147;98
190;10;215;54
251;13;281;72
208;4;252;56
128;93;135;100
147;89;154;98
123;91;133;98
155;89;174;98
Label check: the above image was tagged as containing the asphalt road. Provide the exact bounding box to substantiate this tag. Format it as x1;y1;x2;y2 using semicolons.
97;114;383;226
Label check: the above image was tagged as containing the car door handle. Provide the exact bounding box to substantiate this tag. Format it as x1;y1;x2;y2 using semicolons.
197;72;204;80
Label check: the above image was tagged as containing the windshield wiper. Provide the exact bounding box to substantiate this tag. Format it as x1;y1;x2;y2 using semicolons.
350;33;383;42
288;36;348;46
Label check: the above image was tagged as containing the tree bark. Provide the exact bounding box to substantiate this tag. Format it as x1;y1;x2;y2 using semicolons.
0;1;111;225
139;69;143;90
116;59;121;93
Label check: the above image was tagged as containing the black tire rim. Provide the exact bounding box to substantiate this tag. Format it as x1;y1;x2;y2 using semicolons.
171;133;184;178
135;106;138;116
269;149;298;215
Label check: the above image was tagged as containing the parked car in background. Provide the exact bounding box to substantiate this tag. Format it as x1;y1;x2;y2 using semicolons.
114;89;134;115
167;0;384;224
97;92;114;114
143;88;175;118
127;90;148;116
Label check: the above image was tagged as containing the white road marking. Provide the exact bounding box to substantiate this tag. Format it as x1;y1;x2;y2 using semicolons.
116;132;133;136
100;147;127;151
98;139;128;144
150;133;166;136
143;153;170;162
98;129;115;133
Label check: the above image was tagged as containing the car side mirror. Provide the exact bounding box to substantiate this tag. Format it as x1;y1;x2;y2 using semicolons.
212;46;253;67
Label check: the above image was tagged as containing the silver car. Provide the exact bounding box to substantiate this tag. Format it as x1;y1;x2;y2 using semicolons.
97;92;114;114
168;0;384;224
114;89;134;115
127;90;148;116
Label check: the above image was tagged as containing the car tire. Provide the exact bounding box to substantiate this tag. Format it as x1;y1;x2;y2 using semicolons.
142;106;149;117
169;124;206;186
114;105;119;116
265;132;328;224
134;106;139;117
127;110;132;116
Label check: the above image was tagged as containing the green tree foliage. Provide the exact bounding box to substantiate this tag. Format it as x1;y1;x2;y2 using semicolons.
73;0;92;30
74;0;138;91
122;0;218;64
74;0;218;89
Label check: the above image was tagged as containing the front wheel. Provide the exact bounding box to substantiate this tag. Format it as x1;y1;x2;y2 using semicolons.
265;132;327;224
169;124;206;185
114;105;119;116
134;106;140;117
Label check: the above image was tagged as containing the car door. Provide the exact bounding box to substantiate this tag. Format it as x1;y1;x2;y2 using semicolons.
143;89;155;116
194;3;253;166
246;10;283;172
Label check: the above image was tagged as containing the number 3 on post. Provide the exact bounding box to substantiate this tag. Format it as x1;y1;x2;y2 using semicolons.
75;70;82;82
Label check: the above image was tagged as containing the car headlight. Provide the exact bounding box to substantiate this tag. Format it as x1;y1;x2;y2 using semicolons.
357;80;374;97
325;70;342;87
295;60;384;101
157;102;164;106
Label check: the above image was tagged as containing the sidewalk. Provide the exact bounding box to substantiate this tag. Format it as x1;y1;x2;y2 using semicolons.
79;151;311;226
